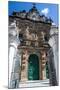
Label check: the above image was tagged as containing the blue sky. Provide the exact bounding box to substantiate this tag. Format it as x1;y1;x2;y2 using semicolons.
8;1;58;26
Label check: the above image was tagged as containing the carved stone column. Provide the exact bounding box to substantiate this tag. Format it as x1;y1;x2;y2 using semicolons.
40;50;47;80
21;49;29;81
8;21;20;88
49;25;58;84
47;48;58;86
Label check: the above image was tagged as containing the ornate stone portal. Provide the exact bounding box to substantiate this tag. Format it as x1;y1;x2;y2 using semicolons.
8;4;58;88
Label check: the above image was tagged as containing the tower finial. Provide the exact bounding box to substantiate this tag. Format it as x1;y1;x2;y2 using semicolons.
32;3;36;8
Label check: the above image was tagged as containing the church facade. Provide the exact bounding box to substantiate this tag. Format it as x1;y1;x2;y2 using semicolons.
8;4;58;88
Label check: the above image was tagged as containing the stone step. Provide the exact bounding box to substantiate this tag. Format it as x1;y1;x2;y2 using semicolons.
19;79;50;88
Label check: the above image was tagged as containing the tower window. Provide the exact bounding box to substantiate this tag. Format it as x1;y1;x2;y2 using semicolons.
19;34;24;44
44;35;48;41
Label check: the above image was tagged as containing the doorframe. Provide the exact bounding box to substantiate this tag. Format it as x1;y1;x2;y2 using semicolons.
27;52;40;80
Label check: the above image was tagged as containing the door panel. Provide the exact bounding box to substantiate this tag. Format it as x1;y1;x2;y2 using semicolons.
46;61;49;79
28;54;39;80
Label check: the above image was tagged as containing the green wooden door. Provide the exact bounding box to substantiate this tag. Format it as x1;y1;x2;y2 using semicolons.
46;61;49;79
28;54;39;80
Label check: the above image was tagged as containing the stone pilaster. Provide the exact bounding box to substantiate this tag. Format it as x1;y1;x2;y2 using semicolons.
49;25;58;84
40;50;47;80
8;21;20;88
21;49;29;81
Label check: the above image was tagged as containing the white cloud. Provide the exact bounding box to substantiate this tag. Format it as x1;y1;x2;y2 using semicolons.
41;8;49;16
52;22;56;26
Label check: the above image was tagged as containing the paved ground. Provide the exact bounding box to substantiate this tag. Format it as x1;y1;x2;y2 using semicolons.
19;79;50;88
